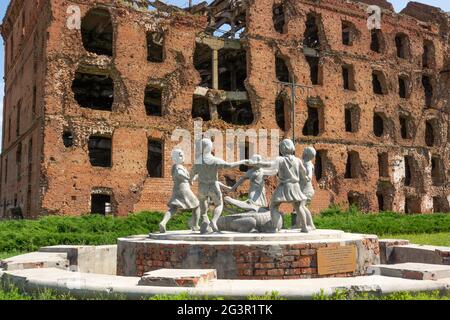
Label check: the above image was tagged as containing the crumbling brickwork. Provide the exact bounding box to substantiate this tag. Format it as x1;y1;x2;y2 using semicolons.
0;0;449;218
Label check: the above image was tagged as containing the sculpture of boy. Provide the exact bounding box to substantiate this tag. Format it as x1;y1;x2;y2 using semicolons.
159;149;201;233
191;138;249;233
225;154;277;212
252;139;310;233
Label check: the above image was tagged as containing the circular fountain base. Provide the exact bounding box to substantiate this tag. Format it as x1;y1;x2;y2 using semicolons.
117;230;380;280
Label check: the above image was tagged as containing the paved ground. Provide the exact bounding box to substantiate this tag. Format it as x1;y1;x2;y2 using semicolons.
2;267;449;299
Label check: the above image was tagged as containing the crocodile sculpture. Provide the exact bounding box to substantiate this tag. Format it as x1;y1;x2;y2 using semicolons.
217;208;272;233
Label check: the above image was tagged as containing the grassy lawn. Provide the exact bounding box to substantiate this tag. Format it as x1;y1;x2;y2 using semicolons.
0;207;448;254
0;286;449;300
381;232;450;246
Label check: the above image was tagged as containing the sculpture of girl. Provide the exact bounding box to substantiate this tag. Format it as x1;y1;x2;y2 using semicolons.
159;149;201;233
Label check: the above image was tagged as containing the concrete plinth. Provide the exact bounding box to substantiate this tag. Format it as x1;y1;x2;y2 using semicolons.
368;263;450;280
117;230;380;280
138;269;217;287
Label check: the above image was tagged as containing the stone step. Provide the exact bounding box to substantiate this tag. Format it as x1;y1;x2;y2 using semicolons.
138;269;217;287
391;244;450;265
39;245;117;275
0;252;69;271
368;263;450;280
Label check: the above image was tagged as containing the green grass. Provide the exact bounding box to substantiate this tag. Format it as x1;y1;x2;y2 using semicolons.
381;232;450;246
0;211;191;253
0;207;448;254
313;289;450;300
1;285;449;300
312;205;450;236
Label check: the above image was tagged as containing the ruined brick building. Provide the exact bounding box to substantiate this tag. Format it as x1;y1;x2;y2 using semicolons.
0;0;449;218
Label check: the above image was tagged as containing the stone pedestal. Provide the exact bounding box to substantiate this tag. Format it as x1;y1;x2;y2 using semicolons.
117;230;380;280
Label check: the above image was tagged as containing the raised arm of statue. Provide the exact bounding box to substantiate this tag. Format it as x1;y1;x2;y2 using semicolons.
220;159;249;169
231;174;249;192
261;168;278;177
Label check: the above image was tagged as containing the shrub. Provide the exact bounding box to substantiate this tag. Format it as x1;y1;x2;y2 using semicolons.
0;208;448;254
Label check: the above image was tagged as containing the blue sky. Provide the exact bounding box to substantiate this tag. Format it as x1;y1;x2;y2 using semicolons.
0;0;449;148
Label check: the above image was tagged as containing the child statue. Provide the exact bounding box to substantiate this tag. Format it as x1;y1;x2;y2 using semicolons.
159;149;201;233
191;138;249;233
295;147;317;231
252;139;310;233
224;154;278;212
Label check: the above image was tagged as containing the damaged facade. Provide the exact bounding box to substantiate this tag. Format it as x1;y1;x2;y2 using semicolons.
0;0;449;218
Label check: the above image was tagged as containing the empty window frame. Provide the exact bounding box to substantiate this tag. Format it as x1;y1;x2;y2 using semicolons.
431;156;444;186
315;150;327;181
88;136;112;167
422;76;433;108
147;139;163;178
303;13;321;48
398;75;409;99
275;94;286;131
425;119;438;147
372;71;387;95
395;33;410;59
276;56;290;83
194;43;213;88
345;104;360;133
81;8;113;56
404;156;414;187
16;143;22;182
378;152;389;178
146;32;164;63
192;96;211;121
239;141;252;172
345;151;362;179
305;56;320;85
218;49;247;91
302;103;323;137
273;4;286;34
72;71;114;111
91;194;111;215
373;112;385;137
342;65;355;90
370;29;383;53
217;101;254;126
399;115;413;139
376;191;385;211
16;100;21;137
341;21;354;46
63;131;74;148
144;86;163;116
422;40;435;69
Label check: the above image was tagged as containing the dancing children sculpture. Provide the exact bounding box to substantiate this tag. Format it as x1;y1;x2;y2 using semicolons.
159;149;201;233
191;138;249;233
251;139;310;233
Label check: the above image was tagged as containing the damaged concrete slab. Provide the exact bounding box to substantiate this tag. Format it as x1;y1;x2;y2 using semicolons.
138;269;217;287
0;252;69;271
368;263;450;280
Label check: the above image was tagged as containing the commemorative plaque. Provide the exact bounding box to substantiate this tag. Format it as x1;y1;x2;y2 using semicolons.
317;245;357;275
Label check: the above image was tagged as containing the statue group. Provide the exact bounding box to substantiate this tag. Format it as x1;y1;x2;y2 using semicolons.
158;138;317;234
